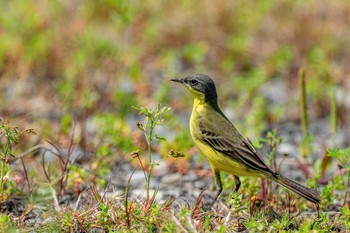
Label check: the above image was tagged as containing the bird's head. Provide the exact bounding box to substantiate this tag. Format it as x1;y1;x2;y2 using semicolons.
171;74;218;106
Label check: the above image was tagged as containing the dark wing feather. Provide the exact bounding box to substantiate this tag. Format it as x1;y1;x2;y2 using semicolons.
200;125;275;175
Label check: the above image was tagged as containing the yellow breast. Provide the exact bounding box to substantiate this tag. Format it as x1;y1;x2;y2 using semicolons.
190;100;260;177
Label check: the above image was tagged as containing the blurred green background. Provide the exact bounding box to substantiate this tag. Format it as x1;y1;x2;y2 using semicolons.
1;0;349;153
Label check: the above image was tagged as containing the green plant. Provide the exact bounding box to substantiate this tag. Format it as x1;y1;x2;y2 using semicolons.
299;69;313;158
0;214;15;232
340;206;350;231
251;130;283;202
326;147;350;206
0;119;35;201
254;129;283;170
330;88;337;147
134;104;171;200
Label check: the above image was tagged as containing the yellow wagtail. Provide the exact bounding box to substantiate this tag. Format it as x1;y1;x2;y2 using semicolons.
171;74;320;207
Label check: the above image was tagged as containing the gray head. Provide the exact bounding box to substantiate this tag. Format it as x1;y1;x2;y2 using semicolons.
171;74;218;106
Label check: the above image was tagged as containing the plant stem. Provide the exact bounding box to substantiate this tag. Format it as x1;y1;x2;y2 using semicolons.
330;89;337;147
300;68;308;139
299;68;312;158
146;124;153;201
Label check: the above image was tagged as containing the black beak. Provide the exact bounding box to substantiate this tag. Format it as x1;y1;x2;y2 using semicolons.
170;78;184;84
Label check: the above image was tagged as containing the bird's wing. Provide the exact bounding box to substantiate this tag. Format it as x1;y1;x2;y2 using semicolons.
199;118;274;174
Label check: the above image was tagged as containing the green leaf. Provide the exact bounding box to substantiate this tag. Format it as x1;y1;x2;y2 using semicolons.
155;135;166;141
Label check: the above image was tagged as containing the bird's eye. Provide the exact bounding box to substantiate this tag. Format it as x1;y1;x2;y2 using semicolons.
190;79;198;85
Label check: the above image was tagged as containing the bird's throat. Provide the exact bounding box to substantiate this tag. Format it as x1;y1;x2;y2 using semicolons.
193;97;206;113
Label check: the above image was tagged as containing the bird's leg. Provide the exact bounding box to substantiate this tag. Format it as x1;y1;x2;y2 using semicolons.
233;175;241;192
210;168;222;209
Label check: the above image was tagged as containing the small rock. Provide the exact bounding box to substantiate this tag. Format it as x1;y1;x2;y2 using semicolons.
129;170;147;186
194;181;206;189
153;160;169;177
160;173;182;184
182;171;197;182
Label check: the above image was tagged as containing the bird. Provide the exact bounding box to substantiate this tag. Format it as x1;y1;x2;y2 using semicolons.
170;74;320;208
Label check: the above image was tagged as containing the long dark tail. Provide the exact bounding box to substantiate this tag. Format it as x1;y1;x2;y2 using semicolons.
271;173;321;204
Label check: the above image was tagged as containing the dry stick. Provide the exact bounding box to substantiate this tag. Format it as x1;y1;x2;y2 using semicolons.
125;166;138;228
11;195;21;228
45;140;63;162
130;150;147;182
74;193;82;211
10;144;46;163
89;184;105;206
191;188;206;219
41;150;61;211
172;213;189;233
187;214;198;233
41;150;51;183
160;197;175;211
58;119;76;198
224;211;231;225
20;157;31;192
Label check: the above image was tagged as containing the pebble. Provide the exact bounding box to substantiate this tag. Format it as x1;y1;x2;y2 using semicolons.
153;159;169;177
129;170;147;186
194;181;207;189
160;173;182;184
182;171;198;182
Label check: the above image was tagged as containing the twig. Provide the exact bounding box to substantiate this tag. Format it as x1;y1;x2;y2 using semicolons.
191;188;206;219
20;157;31;192
74;193;82;211
186;214;198;233
11;196;21;227
10;144;46;163
41;149;60;211
224;211;231;225
172;212;189;233
49;183;61;212
58;119;76;198
125;166;138;228
45;140;63;163
41;150;51;183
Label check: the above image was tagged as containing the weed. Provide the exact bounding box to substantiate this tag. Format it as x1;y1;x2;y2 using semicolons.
299;68;313;158
0;214;16;232
133;104;170;201
0;119;35;201
326;147;350;206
